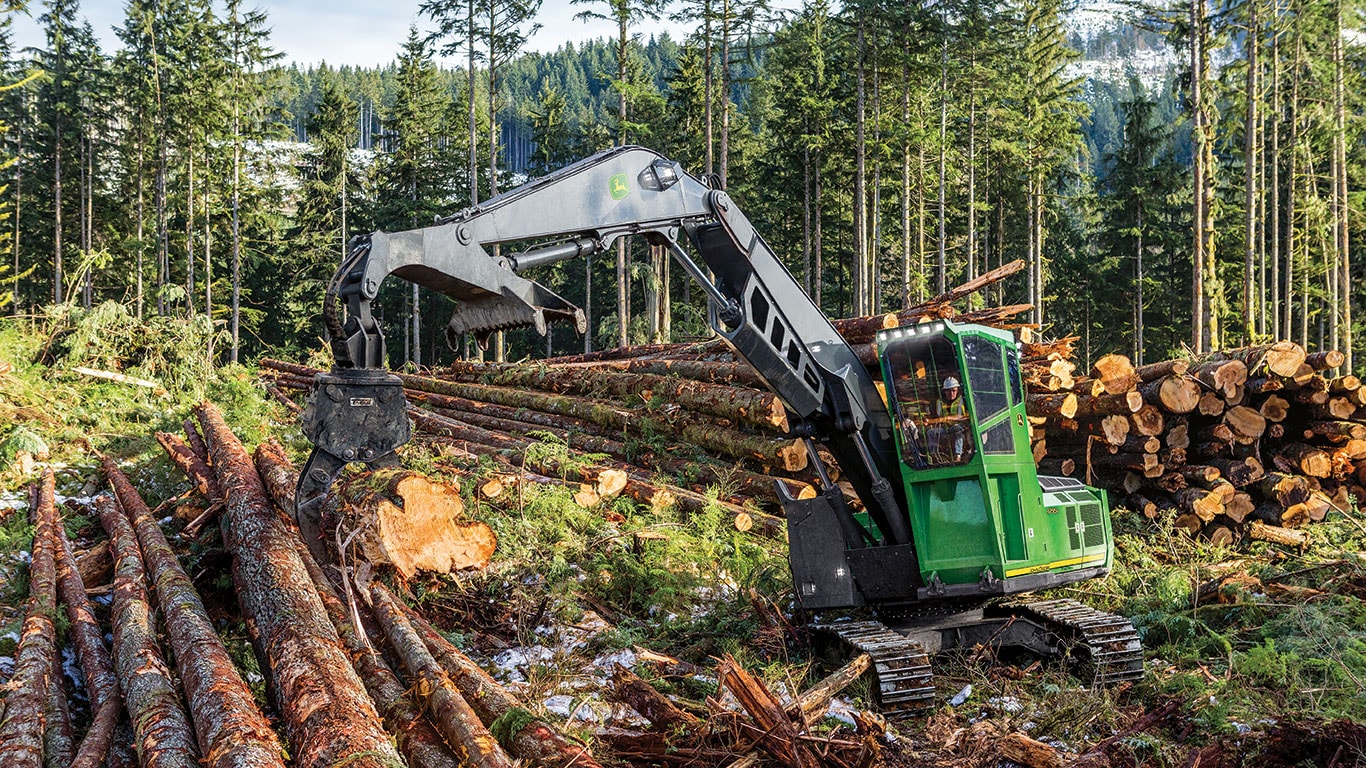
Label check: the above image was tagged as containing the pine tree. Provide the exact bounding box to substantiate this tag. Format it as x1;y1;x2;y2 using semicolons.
375;28;458;366
289;75;358;349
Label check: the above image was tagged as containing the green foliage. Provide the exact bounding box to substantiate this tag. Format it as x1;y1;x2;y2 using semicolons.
0;425;47;468
488;706;541;749
47;301;226;399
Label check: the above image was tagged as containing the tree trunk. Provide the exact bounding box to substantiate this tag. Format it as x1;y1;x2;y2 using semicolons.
102;458;286;768
94;494;201;768
54;521;119;768
335;469;496;578
0;471;57;768
1333;0;1350;372
253;442;462;768
195;403;403;768
370;585;516;768
401;601;605;768
156;431;221;501
853;12;867;315
1244;0;1258;342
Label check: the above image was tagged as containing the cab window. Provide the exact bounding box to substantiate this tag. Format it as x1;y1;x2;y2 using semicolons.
884;334;974;468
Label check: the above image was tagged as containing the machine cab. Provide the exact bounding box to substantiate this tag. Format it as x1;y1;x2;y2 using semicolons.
874;321;1113;597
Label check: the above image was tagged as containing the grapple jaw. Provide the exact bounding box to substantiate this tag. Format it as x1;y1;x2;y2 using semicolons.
443;281;587;350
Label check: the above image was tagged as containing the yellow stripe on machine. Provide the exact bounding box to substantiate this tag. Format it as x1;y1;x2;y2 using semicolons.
1005;553;1106;578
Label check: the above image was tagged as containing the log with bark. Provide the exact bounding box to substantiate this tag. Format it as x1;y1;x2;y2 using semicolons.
195;402;404;768
717;655;822;768
252;441;462;768
369;585;516;768
401;602;605;768
438;362;791;432
0;470;58;768
156;430;221;501
334;467;496;578
53;516;120;768
102;458;286;768
94;494;202;768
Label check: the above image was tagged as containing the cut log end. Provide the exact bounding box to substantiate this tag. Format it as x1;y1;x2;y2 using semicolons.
342;471;496;578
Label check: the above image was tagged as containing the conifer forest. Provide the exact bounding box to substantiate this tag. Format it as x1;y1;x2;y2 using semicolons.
0;0;1357;369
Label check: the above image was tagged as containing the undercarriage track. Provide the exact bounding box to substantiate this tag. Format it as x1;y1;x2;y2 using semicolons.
811;599;1143;713
998;598;1145;687
809;621;936;712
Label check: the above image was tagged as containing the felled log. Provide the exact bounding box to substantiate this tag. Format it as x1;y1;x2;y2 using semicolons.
1091;354;1139;395
1209;457;1265;487
1073;391;1143;418
1216;341;1306;378
439;362;791;433
1136;359;1189;381
1259;473;1310;508
1304;349;1344;371
1028;392;1078;419
156;431;221;501
402;603;605;768
44;648;74;768
369;585;515;768
1328;375;1361;394
411;409;785;537
1312;397;1358;420
102;459;286;768
1224;406;1267;444
1275;444;1332;478
609;663;702;731
542;358;765;389
334;469;495;578
1177;488;1223;522
1190;359;1248;397
909;258;1026;310
1130;405;1165;437
196;402;404;768
1260;395;1290;422
183;418;210;462
75;540;112;590
94;494;201;768
1140;376;1201;414
0;471;58;768
411;396;812;505
252;441;462;768
400;371;808;470
1249;520;1308;546
1197;391;1226;416
264;359;808;472
1224;492;1255;523
725;654;874;768
1306;420;1366;440
1090;451;1161;476
828;311;898;343
53;520;119;768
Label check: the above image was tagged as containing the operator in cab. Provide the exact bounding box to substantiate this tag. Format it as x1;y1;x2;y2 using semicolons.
934;377;969;461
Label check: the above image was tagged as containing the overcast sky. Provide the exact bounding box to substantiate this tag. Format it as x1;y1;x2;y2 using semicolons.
8;0;779;68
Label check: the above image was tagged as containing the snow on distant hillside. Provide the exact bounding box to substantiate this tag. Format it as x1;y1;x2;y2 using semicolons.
1064;1;1178;89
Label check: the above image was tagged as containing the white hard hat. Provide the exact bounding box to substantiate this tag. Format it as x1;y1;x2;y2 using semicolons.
942;377;960;389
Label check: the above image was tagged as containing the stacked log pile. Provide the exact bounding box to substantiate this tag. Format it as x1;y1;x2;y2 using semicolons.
260;261;1036;538
1028;341;1361;546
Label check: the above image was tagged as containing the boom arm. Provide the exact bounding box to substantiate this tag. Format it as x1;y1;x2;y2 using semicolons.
298;146;913;562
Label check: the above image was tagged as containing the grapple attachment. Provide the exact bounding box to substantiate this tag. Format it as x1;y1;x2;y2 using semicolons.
442;280;587;350
295;369;410;565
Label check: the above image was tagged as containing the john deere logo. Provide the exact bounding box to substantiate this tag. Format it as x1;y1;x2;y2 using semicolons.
609;173;630;200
